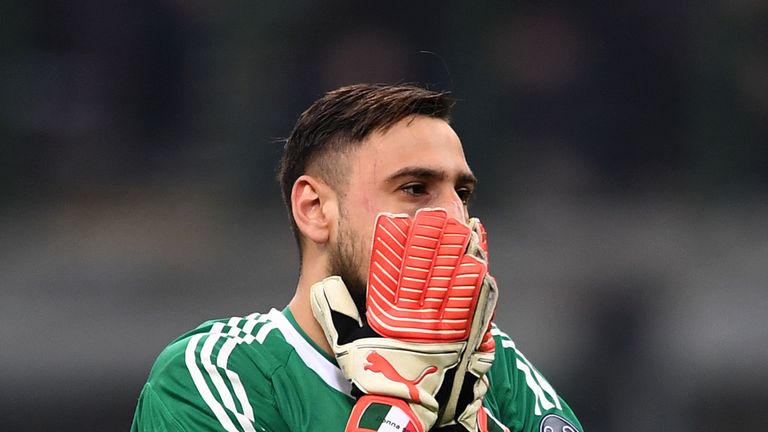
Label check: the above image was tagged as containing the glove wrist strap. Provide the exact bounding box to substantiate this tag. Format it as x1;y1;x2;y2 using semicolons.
346;395;426;432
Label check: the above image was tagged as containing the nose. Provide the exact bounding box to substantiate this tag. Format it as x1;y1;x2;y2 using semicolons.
434;188;467;223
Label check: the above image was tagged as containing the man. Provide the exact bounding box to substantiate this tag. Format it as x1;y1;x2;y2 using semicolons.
131;84;582;432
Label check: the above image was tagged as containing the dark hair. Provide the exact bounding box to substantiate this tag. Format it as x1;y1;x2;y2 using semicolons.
278;83;454;248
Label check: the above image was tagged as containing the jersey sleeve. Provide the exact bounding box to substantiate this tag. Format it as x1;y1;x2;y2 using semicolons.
132;382;184;432
485;324;583;432
131;324;290;432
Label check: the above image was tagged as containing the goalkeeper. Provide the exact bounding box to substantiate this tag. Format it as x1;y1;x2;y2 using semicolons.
131;84;582;432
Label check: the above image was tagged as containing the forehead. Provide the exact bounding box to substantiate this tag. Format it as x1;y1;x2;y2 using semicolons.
351;116;470;179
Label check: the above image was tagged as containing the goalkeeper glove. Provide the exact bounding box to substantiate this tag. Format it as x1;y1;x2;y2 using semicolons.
311;208;495;432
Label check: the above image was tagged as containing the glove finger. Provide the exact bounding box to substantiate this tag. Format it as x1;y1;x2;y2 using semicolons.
369;211;412;306
467;218;489;261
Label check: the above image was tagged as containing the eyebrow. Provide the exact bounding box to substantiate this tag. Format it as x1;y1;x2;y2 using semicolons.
385;166;478;187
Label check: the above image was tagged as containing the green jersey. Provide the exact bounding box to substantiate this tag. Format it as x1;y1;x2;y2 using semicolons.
131;308;581;432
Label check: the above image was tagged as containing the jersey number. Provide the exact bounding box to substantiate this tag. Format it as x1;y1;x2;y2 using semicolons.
515;355;562;416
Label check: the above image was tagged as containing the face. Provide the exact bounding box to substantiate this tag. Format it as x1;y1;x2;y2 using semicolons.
328;115;476;306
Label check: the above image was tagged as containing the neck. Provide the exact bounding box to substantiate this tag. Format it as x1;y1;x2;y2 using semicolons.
287;253;333;356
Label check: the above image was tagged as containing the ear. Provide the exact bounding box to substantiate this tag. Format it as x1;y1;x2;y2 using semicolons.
291;175;337;246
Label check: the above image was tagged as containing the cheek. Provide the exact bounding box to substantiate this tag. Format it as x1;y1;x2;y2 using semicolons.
357;218;375;259
342;201;375;256
361;195;376;219
354;197;383;245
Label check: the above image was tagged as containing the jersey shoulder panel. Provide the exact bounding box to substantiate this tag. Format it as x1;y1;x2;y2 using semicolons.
138;310;294;431
485;324;583;432
134;308;355;432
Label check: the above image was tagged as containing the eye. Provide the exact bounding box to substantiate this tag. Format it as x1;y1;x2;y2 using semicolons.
456;187;473;205
400;182;428;197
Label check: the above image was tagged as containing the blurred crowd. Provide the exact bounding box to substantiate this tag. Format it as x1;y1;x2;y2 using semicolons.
1;1;766;431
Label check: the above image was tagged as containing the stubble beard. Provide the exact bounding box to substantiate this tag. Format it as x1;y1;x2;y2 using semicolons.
328;210;369;314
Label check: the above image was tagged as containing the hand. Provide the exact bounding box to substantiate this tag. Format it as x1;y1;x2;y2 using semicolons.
434;218;503;431
310;209;493;432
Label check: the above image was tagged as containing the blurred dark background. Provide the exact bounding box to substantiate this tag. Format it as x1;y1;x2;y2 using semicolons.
1;1;767;431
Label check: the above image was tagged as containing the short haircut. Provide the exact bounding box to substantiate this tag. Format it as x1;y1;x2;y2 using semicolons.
278;83;454;249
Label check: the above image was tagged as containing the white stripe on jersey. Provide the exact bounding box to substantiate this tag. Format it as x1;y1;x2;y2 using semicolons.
266;309;353;396
217;313;271;425
255;321;277;343
186;314;274;432
186;308;352;432
200;323;257;432
185;333;242;432
490;325;517;349
217;340;253;422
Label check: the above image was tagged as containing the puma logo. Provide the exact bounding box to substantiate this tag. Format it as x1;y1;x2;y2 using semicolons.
364;351;438;403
